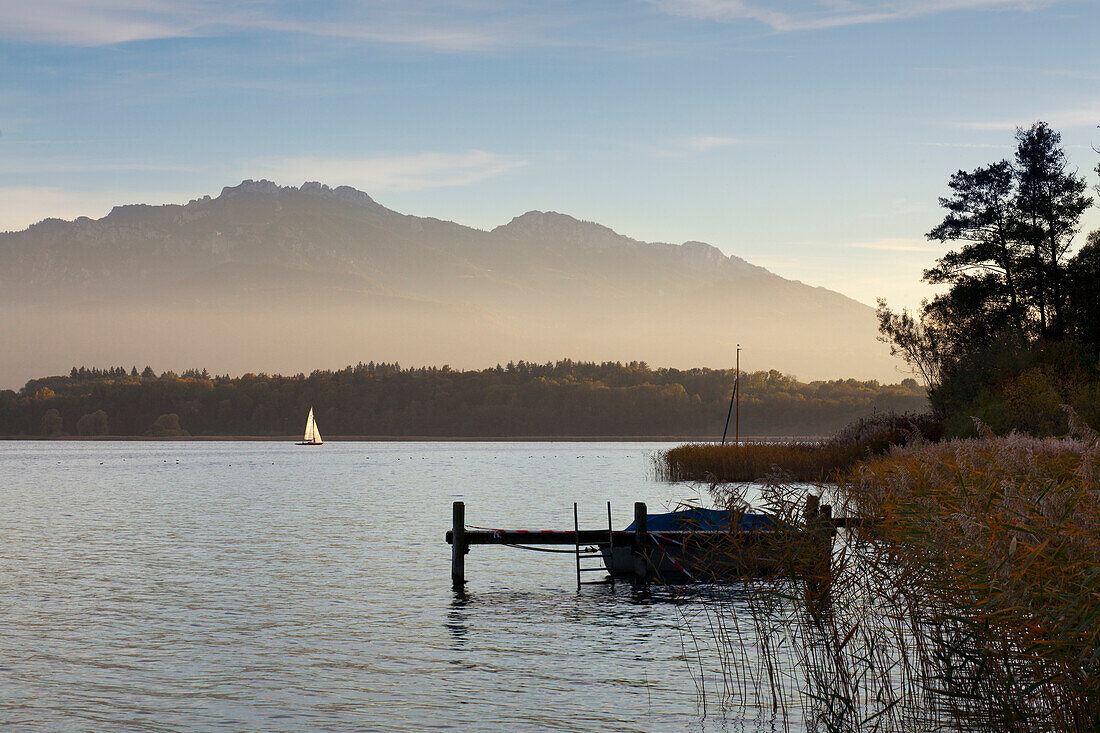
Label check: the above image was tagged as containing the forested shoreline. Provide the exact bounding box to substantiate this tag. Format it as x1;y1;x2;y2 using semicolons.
0;361;926;438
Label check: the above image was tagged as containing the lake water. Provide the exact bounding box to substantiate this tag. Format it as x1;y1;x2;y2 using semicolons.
0;441;806;732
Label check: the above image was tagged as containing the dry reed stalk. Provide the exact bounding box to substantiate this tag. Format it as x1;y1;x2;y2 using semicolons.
667;434;1099;731
658;442;866;483
839;435;1100;730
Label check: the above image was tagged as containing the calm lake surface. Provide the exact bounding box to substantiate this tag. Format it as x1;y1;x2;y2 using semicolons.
0;441;802;732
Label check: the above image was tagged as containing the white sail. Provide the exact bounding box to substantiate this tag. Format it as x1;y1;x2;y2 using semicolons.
303;407;322;443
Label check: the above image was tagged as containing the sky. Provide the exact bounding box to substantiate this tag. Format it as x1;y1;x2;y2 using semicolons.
1;0;1099;311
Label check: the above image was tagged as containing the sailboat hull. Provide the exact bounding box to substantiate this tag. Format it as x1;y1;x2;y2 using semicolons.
296;441;323;445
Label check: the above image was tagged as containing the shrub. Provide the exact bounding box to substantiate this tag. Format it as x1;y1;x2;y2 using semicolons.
40;408;64;437
76;410;109;436
145;413;188;437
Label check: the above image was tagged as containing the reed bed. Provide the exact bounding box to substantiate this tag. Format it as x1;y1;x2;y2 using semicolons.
668;481;948;730
838;433;1100;729
657;441;867;483
658;413;941;484
674;433;1100;731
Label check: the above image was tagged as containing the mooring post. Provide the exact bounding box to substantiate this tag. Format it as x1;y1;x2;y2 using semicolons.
452;501;467;586
803;494;833;615
606;501;615;589
633;501;648;586
804;494;820;523
803;493;823;571
805;495;833;553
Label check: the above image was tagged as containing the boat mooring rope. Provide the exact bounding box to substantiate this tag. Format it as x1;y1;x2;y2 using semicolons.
501;543;596;554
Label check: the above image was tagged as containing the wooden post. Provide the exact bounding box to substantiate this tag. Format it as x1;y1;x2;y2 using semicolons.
803;495;832;617
804;493;820;522
606;501;615;589
633;501;648;586
573;502;581;589
452;501;467;586
803;493;822;574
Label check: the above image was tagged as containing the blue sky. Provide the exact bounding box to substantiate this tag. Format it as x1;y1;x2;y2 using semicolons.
2;0;1098;310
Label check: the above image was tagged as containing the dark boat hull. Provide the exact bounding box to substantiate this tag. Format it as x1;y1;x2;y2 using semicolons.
597;507;830;583
599;529;827;583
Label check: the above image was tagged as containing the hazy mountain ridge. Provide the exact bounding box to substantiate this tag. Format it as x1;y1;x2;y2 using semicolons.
0;180;901;387
0;180;789;304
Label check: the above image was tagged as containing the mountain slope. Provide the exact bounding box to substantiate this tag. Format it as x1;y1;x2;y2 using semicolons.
0;180;903;387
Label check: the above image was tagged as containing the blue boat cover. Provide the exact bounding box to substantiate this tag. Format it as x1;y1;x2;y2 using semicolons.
626;506;782;533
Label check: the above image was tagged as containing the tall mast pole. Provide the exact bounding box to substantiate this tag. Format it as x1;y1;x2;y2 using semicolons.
721;344;740;445
735;345;741;445
721;383;735;444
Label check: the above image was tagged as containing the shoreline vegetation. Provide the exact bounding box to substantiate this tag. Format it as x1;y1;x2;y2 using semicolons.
0;360;925;439
658;424;1100;729
659;411;942;482
657;122;1100;729
841;434;1100;726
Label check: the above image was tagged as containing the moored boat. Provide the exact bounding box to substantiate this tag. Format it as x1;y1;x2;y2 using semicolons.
600;506;817;582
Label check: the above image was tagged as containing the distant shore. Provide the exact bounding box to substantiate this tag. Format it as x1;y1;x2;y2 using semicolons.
1;435;823;443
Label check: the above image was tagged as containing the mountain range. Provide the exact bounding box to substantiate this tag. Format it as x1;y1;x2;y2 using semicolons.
0;180;903;388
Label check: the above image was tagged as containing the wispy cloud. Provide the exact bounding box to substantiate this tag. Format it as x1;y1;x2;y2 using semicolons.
957;102;1100;131
0;0;210;46
846;238;941;253
644;0;1062;31
248;18;502;53
3;0;1069;50
919;141;1014;149
0;0;544;51
679;135;745;151
647;134;753;158
250;150;526;193
0;160;199;174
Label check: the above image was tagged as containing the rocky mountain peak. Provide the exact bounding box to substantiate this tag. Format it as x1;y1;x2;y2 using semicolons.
496;211;621;241
219;179;283;198
216;179;378;208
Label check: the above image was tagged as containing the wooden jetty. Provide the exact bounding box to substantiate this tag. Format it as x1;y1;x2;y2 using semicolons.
447;497;844;587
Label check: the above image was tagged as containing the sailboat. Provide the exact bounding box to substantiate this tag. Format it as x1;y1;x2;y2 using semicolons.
297;407;323;445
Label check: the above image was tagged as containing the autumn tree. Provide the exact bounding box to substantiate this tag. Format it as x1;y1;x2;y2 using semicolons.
76;410;109;436
146;413;187;437
40;408;64;436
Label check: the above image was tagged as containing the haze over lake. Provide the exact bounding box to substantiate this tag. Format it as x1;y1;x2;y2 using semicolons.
0;181;897;389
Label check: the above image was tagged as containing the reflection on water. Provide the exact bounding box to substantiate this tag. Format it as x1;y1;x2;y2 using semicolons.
0;441;804;732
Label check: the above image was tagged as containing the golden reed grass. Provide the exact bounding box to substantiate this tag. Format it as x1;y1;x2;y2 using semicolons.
658;441;867;483
662;428;1099;730
838;434;1100;730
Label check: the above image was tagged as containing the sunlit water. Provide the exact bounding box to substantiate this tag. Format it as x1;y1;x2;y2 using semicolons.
0;441;805;732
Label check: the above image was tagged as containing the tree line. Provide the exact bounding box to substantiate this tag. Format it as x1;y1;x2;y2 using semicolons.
878;121;1100;435
0;360;927;438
